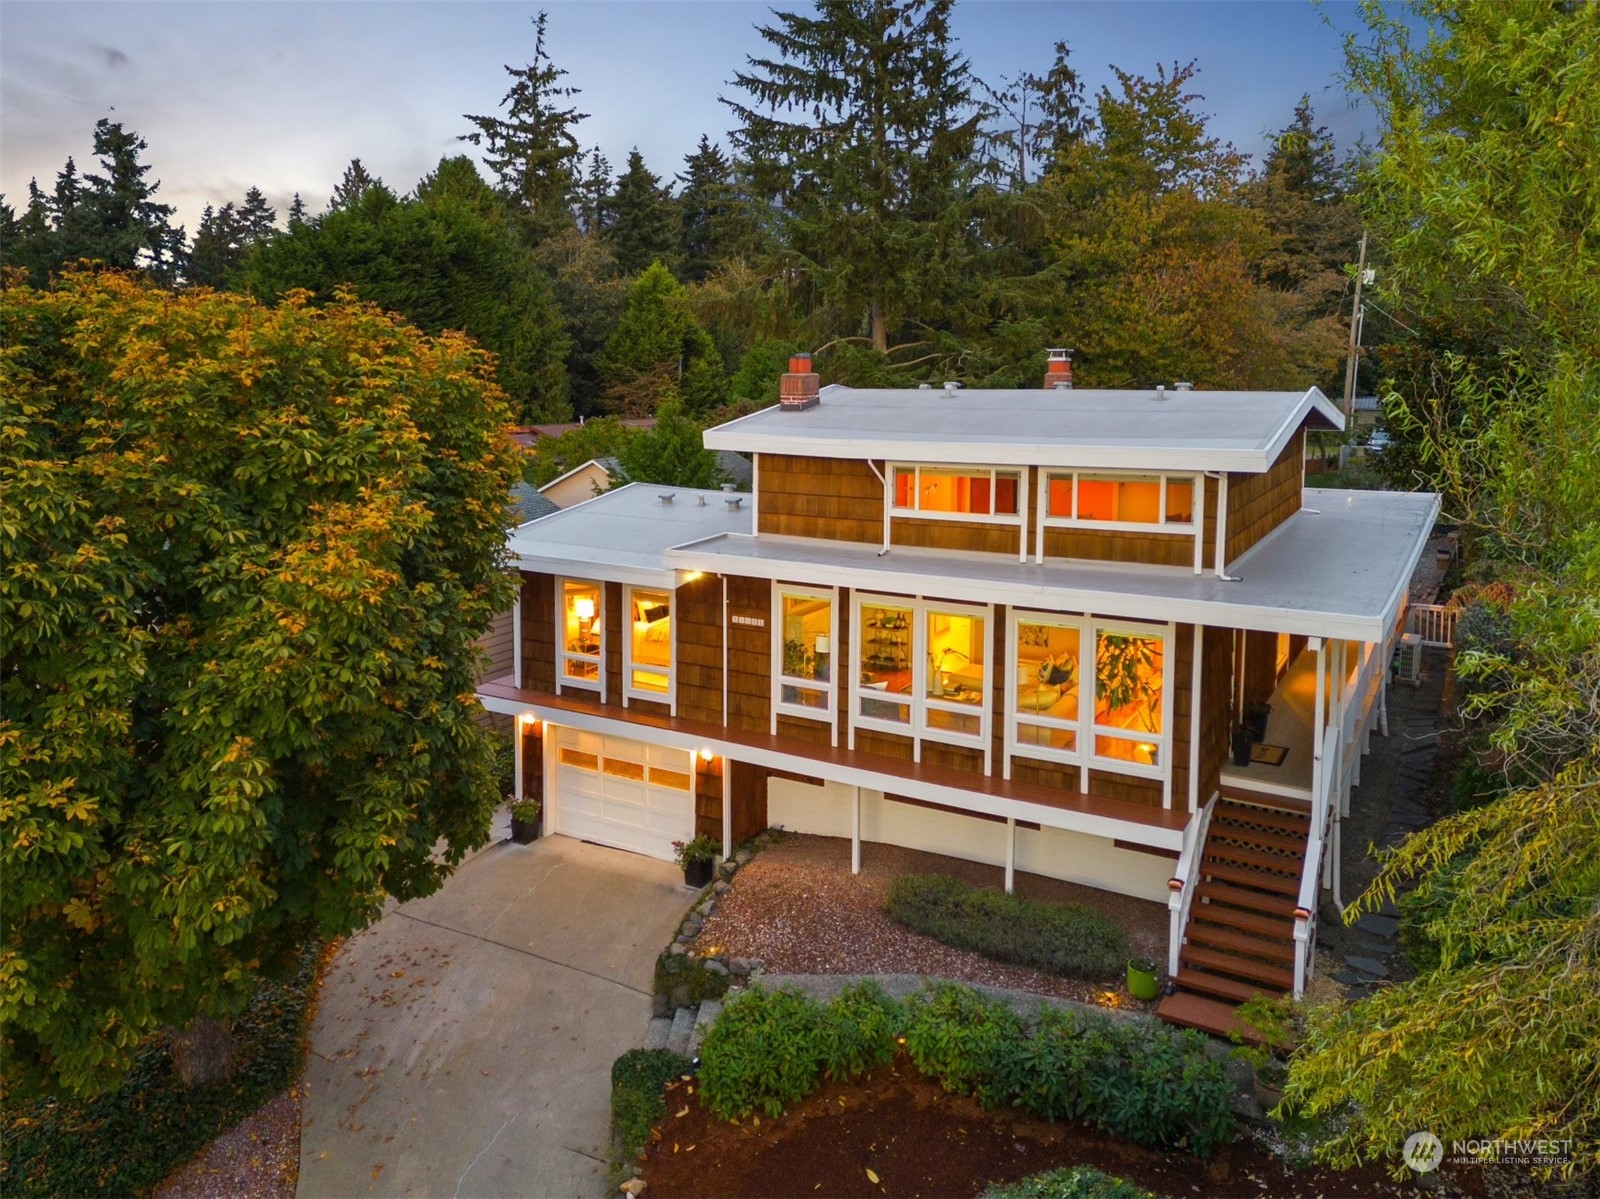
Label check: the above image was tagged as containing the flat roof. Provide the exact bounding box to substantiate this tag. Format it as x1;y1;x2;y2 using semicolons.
507;482;753;586
704;385;1344;473
663;489;1440;642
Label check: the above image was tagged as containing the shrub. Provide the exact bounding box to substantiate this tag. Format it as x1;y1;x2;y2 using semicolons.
903;982;1022;1102
980;1166;1155;1199
610;1048;691;1170
1000;1005;1118;1122
816;981;905;1082
3;944;323;1198
886;873;1127;979
653;949;732;1006
697;986;827;1120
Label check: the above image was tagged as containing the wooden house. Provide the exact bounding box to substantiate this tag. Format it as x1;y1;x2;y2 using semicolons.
478;353;1440;1036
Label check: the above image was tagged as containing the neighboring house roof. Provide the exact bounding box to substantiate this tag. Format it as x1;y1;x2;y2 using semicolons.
522;418;656;442
538;457;618;498
508;481;561;526
507;482;753;586
1352;395;1381;413
703;386;1343;473
715;450;754;489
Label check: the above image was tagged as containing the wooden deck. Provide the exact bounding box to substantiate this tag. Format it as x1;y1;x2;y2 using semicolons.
479;679;1188;840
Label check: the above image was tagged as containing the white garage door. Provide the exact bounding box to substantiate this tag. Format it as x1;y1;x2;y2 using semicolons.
552;728;696;861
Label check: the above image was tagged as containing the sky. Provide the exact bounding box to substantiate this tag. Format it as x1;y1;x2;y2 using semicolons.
1;1;1383;233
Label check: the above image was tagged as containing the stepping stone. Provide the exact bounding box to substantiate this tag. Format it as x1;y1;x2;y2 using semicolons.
1355;937;1394;956
666;1005;697;1057
644;1017;672;1051
1345;983;1377;1000
1356;914;1399;937
1331;969;1367;986
1344;955;1390;978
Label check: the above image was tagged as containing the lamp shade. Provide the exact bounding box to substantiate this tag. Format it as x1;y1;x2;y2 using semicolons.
814;634;831;655
574;596;596;621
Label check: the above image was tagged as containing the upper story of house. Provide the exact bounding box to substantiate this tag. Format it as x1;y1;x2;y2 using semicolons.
700;352;1344;574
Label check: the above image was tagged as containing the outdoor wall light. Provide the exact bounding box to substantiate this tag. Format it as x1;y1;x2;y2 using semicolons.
699;747;714;762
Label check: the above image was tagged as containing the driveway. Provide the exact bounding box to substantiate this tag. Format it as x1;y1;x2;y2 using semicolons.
297;835;689;1199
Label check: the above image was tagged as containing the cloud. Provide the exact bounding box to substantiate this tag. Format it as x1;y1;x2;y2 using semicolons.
92;44;129;71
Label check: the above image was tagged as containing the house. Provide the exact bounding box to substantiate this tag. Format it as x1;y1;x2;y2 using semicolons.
477;352;1439;1038
538;451;754;509
478;484;563;721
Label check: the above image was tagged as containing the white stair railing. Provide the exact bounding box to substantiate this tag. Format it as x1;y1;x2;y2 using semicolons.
1167;793;1218;979
1292;720;1340;996
1405;604;1457;648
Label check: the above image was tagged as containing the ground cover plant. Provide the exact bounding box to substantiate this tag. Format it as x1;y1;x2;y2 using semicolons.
1;943;323;1198
610;1047;692;1180
696;981;1234;1158
980;1166;1157;1199
885;873;1128;979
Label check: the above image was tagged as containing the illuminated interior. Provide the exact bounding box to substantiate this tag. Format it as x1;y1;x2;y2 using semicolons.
561;579;602;683
1046;473;1194;526
1093;631;1164;765
859;601;913;723
1165;478;1194;523
924;609;984;737
628;587;671;694
1015;621;1080;752
894;467;1019;516
780;592;832;711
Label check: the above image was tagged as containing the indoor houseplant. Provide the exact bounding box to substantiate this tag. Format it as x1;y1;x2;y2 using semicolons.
509;797;541;844
673;834;719;888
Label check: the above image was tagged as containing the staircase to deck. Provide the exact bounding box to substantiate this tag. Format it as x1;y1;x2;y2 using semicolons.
1157;787;1309;1041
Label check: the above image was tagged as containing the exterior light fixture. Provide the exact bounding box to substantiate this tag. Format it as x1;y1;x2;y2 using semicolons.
699;747;714;762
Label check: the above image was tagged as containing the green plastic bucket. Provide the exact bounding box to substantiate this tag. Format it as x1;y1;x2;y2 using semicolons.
1127;957;1161;1001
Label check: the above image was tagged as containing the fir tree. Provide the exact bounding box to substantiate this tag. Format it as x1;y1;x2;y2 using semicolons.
287;193;308;227
982;40;1091;186
675;136;749;283
460;10;588;242
187;203;240;288
328;159;379;212
6;181;57;284
238;186;277;243
606;148;676;276
575;147;612;235
725;0;983;353
598;260;725;414
1247;98;1360;297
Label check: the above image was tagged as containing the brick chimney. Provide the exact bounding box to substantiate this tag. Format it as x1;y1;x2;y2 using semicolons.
780;352;820;411
1044;348;1073;390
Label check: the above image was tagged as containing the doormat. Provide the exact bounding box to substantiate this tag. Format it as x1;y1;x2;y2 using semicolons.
1251;743;1289;766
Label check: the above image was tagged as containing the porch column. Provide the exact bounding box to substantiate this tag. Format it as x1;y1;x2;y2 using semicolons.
1004;818;1016;893
721;761;733;860
1311;637;1326;814
513;717;525;801
851;786;862;874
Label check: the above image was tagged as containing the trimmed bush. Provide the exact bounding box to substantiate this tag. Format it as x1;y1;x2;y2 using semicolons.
610;1048;691;1170
885;873;1127;979
980;1166;1156;1199
3;944;323;1198
698;986;828;1119
816;980;905;1082
904;982;1023;1102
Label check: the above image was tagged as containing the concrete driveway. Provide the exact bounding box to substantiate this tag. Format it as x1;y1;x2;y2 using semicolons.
297;835;689;1199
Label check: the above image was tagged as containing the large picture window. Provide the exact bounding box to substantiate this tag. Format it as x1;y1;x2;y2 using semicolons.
774;588;836;724
891;464;1022;522
1041;471;1198;531
558;578;603;693
853;594;990;751
625;586;672;702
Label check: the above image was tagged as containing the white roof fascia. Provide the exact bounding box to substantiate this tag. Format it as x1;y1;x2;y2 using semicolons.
537;456;616;494
1379;492;1443;633
1261;387;1344;463
508;550;671;590
476;691;1184;850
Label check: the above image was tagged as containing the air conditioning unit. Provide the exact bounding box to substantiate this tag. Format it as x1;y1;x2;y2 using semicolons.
1395;632;1424;686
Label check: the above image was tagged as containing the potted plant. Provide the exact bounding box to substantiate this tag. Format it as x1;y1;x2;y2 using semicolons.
673;834;719;888
509;797;541;844
1231;724;1255;767
1126;956;1161;1001
1229;996;1297;1112
1244;699;1272;742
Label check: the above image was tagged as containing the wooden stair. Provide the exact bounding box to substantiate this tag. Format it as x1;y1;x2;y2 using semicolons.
1157;790;1310;1040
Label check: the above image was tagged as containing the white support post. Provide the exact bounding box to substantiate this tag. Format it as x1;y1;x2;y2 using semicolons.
1311;636;1326;817
513;716;525;800
1191;473;1205;575
1017;471;1030;564
721;760;733;860
511;583;523;689
851;786;862;874
1004;818;1016;893
1187;623;1202;812
750;453;760;534
1213;474;1229;576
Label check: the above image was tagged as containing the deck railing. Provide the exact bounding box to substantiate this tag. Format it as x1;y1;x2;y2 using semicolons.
1405;603;1458;648
1167;792;1217;978
1292;720;1341;995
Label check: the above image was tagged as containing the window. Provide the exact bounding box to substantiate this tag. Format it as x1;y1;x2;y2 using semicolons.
1041;472;1198;530
857;599;913;727
625;586;672;701
558;578;603;692
891;465;1021;521
774;588;836;723
924;608;985;739
853;594;990;750
1005;612;1171;781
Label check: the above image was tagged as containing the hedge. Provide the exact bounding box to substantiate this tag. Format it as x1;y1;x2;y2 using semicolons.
2;943;324;1198
696;981;1236;1158
885;873;1128;979
980;1166;1157;1199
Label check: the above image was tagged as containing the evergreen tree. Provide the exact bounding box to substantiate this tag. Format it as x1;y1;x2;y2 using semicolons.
238;186;277;244
328;159;379;212
187;203;241;289
78;121;185;283
676;136;750;283
606;148;677;276
598;260;725;414
725;0;984;353
575;147;612;235
5;181;57;284
287;193;308;227
982;39;1091;186
460;10;588;242
615;399;725;488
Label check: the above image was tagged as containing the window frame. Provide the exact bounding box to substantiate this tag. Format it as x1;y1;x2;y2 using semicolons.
771;585;839;733
888;462;1026;526
555;576;605;699
622;583;674;708
1004;609;1174;784
1038;470;1201;535
850;592;992;754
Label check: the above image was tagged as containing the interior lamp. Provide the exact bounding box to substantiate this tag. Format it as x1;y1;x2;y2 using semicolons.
573;596;596;621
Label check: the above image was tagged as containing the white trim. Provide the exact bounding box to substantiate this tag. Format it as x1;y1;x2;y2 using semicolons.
1186;623;1202;811
887;462;1025;527
771;585;840;735
750;452;760;534
554;576;604;699
1191;474;1206;575
512;579;523;690
621;583;675;708
721;762;732;858
1038;469;1199;536
538;456;616;496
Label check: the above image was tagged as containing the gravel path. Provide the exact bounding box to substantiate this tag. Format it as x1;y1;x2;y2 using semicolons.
691;834;1168;1007
154;1088;300;1199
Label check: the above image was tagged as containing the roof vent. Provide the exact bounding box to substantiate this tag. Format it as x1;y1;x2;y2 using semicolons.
1156;385;1167;401
1174;381;1193;392
943;380;961;397
697;495;707;506
1044;347;1073;390
658;492;675;505
918;383;932;390
725;496;744;511
721;482;736;492
780;352;820;412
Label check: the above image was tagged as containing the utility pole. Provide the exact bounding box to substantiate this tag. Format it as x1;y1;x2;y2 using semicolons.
1341;229;1370;420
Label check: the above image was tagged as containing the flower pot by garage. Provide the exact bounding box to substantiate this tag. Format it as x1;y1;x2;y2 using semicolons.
1245;703;1272;742
1231;725;1255;767
1127;957;1161;1002
683;858;714;888
510;816;540;844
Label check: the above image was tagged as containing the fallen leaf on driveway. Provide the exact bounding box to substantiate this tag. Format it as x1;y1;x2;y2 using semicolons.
372;1164;384;1181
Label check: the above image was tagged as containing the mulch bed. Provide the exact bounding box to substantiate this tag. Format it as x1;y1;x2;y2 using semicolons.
637;1055;1481;1199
